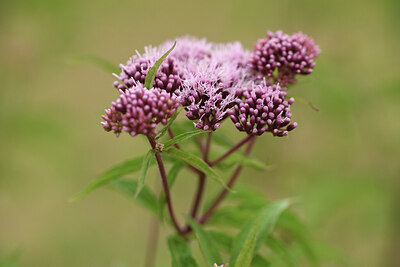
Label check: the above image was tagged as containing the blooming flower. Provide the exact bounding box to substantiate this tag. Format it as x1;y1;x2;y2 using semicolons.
102;84;179;137
230;81;297;136
177;41;252;131
250;30;320;86
113;46;181;94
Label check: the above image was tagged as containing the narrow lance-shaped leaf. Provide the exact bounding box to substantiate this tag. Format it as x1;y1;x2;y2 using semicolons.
155;109;181;140
230;199;292;266
185;215;223;265
265;236;296;267
164;130;205;149
69;155;149;202
164;147;230;190
234;217;261;267
254;199;292;252
135;149;155;198
144;41;176;89
111;179;159;215
167;235;199;267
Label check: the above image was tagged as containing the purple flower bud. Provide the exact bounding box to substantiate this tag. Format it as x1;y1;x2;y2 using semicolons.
230;82;297;136
101;84;179;137
114;46;182;94
250;31;320;87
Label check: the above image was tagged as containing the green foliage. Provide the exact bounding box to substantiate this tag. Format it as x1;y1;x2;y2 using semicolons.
144;41;176;89
164;147;228;190
265;236;296;267
234;218;261;267
229;200;292;266
70;155;151;202
208;230;233;252
134;149;154;198
185;216;223;266
156;109;181;140
167;235;199;267
163;130;205;149
110;178;159;215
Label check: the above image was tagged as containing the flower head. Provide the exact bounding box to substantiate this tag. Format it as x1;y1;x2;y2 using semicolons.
102;84;179;137
250;30;320;86
113;46;181;94
230;82;297;136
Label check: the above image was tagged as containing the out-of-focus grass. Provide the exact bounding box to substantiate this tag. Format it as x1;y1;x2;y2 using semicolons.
0;0;399;266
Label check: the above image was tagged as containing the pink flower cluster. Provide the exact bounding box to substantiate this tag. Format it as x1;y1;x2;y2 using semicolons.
102;31;320;137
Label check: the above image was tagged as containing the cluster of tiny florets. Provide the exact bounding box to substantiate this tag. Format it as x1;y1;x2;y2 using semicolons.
103;31;319;137
113;47;181;95
250;31;320;86
230;82;297;136
177;41;251;131
102;85;179;137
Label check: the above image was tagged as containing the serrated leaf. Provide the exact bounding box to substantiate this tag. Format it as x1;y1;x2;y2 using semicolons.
167;235;199;267
155;109;181;140
159;162;184;221
164;130;205;149
144;41;176;89
69;155;150;202
185;216;223;265
234;217;261;267
164;147;229;190
135;149;154;198
110;179;159;215
68;54;119;74
230;199;292;266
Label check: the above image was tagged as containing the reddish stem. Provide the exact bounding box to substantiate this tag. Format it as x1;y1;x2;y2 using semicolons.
147;135;183;235
199;135;256;225
210;134;255;166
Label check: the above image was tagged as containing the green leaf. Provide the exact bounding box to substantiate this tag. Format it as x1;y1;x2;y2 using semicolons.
185;216;223;265
69;155;149;202
68;54;119;74
110;179;159;215
144;41;176;89
252;254;271;267
135;149;154;198
212;131;235;148
208;230;233;252
277;211;319;265
265;236;296;267
217;153;270;171
167;235;199;267
159;162;184;221
230;199;292;266
254;199;292;252
155;109;181;140
234;217;261;267
164;147;229;190
164;130;205;149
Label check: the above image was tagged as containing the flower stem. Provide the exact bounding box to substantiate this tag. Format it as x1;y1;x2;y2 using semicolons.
147;135;183;235
210;134;255;166
198;135;256;225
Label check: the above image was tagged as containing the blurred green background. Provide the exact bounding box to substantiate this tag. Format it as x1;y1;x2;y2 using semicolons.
1;0;399;266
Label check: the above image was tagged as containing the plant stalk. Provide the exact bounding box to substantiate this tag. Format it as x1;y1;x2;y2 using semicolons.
147;135;183;235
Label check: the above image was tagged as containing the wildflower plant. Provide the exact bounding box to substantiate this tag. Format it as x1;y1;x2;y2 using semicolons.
72;31;321;267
